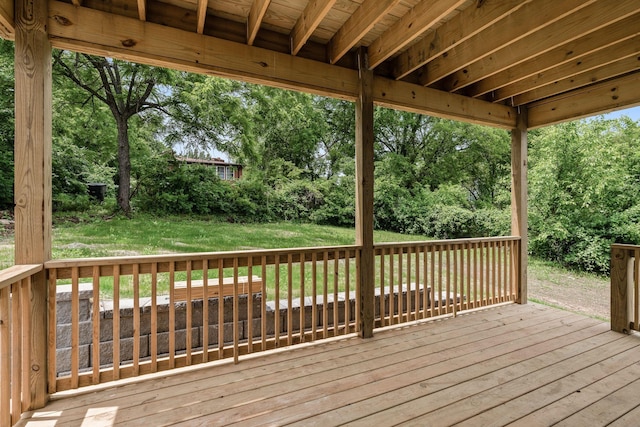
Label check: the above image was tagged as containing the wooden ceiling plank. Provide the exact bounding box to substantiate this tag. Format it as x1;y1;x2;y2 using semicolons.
328;0;401;65
290;0;338;56
368;0;466;70
527;72;640;129
47;0;516;129
419;0;596;87
247;0;271;46
443;0;640;92
0;0;13;38
467;13;640;98
495;34;640;103
393;0;529;80
514;56;640;107
196;0;208;34
137;0;146;21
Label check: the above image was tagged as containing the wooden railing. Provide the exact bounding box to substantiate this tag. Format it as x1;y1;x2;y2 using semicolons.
374;237;520;327
0;263;44;427
611;244;640;333
42;236;521;393
45;246;359;392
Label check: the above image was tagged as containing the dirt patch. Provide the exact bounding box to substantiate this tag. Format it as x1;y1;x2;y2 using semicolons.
529;268;609;320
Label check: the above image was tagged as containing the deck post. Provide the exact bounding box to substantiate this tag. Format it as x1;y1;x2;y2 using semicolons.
355;47;375;338
14;0;52;409
610;245;630;333
511;109;528;304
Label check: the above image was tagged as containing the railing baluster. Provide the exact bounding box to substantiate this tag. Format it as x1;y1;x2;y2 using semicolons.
248;257;254;351
275;256;280;347
414;246;420;321
186;260;192;365
233;257;239;364
389;247;395;324
323;251;328;338
218;259;224;355
133;263;141;376
261;256;267;351
312;252;318;341
202;260;209;362
92;266;100;384
398;246;403;322
299;254;305;342
422;245;428;319
47;268;57;394
151;262;158;371
20;277;31;411
379;248;385;326
168;262;175;369
430;245;435;318
112;265;121;380
333;250;339;336
635;248;639;331
11;280;21;424
287;253;293;346
71;267;79;389
0;282;9;427
406;246;412;321
345;250;351;334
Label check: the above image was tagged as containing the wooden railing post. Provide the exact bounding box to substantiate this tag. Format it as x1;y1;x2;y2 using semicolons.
611;245;630;333
14;0;52;409
511;109;528;304
355;47;375;338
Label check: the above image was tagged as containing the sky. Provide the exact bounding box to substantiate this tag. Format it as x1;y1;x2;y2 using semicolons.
602;105;640;121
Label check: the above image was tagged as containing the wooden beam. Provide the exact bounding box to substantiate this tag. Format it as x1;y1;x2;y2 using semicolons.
137;0;146;21
368;0;465;69
328;0;400;65
0;0;13;39
511;109;527;305
247;0;271;46
14;0;52;410
443;0;640;92
514;55;640;107
373;78;516;129
355;47;374;339
527;72;640;129
290;0;337;56
419;0;595;87
467;14;640;99
47;1;517;129
196;0;207;34
502;36;640;105
393;0;528;80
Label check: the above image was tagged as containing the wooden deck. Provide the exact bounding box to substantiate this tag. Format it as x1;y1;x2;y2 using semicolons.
18;303;640;426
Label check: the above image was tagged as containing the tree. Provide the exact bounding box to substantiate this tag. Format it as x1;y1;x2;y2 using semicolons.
0;40;13;209
53;51;174;214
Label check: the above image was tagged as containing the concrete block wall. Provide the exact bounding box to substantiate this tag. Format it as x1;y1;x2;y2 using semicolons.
55;285;442;376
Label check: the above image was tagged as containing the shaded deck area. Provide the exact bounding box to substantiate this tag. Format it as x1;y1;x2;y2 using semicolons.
18;303;640;426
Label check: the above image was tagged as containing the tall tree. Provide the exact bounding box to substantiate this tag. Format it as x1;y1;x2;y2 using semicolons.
53;51;174;214
0;40;13;209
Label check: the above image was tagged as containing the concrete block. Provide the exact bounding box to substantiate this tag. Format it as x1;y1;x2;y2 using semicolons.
56;320;94;348
56;344;90;375
201;323;236;346
56;298;92;324
98;335;150;366
156;327;201;355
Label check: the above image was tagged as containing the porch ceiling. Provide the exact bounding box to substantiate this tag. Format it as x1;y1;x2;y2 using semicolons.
3;0;640;129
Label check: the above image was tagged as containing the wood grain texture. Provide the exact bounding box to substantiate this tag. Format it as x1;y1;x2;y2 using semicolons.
511;110;528;304
356;48;375;338
247;0;271;45
610;246;631;333
290;0;337;55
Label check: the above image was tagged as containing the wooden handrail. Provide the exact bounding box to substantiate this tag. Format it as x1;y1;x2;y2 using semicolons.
0;264;43;290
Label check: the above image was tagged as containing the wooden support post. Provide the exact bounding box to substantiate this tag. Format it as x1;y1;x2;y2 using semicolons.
14;0;52;409
356;47;375;338
610;246;630;333
511;109;528;304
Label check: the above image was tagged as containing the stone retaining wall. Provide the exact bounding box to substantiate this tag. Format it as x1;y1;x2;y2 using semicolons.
55;284;439;375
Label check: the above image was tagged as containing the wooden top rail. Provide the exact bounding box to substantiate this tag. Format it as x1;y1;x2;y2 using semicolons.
374;236;520;252
0;264;43;290
45;245;360;280
611;243;640;251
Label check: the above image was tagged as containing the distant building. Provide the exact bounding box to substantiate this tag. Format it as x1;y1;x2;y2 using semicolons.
177;157;243;180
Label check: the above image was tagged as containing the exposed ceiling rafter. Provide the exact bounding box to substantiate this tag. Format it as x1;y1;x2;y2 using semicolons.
196;0;208;34
418;0;596;87
328;0;401;65
368;0;466;69
442;0;640;92
137;0;146;21
466;13;640;99
247;0;271;45
393;0;529;80
290;0;337;56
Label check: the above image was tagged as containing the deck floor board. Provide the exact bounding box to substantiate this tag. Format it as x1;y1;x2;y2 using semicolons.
18;303;640;426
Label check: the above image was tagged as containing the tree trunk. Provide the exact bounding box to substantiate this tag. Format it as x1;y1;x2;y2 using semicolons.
116;117;131;214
